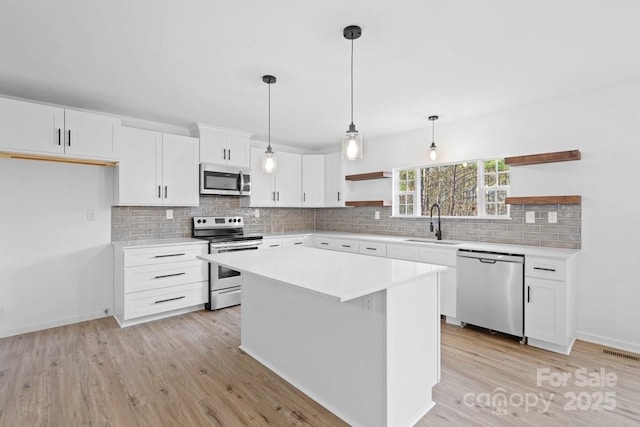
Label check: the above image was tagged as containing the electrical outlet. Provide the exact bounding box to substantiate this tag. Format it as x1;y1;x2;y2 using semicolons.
166;209;173;219
525;211;535;224
548;212;557;223
363;294;375;313
87;210;96;221
374;211;380;220
254;209;260;218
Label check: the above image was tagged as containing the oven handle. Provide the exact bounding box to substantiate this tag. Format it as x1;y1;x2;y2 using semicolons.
239;171;244;195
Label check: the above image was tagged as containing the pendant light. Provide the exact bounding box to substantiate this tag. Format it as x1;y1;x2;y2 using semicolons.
342;25;363;161
428;115;439;161
262;75;277;174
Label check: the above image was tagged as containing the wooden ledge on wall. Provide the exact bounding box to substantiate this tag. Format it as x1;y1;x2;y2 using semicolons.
345;200;391;207
345;171;392;181
0;151;118;167
505;150;581;166
505;195;581;205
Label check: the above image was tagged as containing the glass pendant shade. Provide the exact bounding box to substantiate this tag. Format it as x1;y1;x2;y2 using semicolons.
262;146;276;174
342;124;363;160
429;142;437;161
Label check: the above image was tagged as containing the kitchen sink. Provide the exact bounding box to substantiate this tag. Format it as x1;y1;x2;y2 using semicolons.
404;239;461;245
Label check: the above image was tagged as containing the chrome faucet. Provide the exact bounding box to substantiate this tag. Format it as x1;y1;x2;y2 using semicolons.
430;203;442;240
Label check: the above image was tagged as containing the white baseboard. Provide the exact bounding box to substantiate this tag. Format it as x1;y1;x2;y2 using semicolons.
0;310;112;339
576;331;640;355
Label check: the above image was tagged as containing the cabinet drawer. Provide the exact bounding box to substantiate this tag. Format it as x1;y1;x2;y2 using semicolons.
359;241;387;257
386;244;421;262
419;247;457;267
282;236;306;247
262;238;283;249
525;256;566;281
124;260;207;293
334;239;359;253
124;244;207;267
124;281;207;320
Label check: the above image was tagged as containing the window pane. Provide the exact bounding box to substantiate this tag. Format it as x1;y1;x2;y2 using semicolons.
408;170;416;180
420;162;478;216
497;159;509;171
498;172;509;186
399;205;406;214
486;204;496;215
406;195;414;204
497;204;507;215
399;182;407;191
486;190;496;202
407;180;415;191
485;174;496;186
399;170;407;180
407;204;413;214
399;195;406;204
497;190;507;202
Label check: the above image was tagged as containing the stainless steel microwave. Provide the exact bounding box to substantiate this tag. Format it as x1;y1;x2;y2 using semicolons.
200;163;251;196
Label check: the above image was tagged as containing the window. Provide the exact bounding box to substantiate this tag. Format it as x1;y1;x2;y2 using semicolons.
393;159;510;218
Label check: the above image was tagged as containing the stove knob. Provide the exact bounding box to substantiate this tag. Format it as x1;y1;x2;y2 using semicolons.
202;219;207;223
228;218;232;223
197;219;201;223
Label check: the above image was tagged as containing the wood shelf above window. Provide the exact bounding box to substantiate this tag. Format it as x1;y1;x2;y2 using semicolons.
345;200;391;207
505;195;581;205
345;171;392;181
505;150;581;166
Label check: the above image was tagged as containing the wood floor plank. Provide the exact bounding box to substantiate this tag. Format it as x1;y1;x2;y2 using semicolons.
1;308;638;426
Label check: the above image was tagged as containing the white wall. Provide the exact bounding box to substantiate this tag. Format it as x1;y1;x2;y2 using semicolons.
345;81;640;353
0;159;114;338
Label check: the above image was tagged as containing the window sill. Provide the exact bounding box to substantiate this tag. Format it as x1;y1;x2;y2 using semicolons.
390;215;512;220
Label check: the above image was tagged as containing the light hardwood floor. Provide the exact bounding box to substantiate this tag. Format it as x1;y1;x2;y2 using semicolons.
1;308;638;426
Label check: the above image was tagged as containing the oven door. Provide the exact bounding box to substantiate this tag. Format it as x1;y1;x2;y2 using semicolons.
209;244;259;290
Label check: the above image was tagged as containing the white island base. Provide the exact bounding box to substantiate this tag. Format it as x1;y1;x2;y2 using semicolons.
199;247;443;427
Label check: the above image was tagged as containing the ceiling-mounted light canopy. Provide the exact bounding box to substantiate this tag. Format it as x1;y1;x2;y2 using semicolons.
342;25;363;161
262;75;277;174
428;115;439;161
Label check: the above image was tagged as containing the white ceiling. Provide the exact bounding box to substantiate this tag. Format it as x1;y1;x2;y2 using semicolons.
2;0;640;150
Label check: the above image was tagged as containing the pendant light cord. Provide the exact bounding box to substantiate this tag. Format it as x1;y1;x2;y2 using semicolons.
268;81;271;148
432;119;435;143
350;38;354;126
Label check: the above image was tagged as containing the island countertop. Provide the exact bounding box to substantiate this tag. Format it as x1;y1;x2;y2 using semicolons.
198;246;446;302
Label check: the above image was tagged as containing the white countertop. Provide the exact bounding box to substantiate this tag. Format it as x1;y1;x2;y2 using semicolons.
263;231;579;259
112;238;206;249
198;246;446;302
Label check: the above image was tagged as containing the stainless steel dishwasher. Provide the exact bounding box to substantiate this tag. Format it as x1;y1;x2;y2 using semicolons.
457;249;525;340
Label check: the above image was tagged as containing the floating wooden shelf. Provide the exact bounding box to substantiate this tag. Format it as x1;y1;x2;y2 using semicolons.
0;151;118;167
345;200;391;207
505;150;581;166
345;171;392;181
505;195;581;205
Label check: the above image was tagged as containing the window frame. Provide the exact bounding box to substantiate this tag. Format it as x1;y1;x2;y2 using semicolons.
392;158;510;219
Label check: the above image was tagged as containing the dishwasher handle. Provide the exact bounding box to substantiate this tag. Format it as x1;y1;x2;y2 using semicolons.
479;258;497;264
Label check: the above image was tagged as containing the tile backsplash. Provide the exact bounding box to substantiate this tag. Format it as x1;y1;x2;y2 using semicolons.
112;198;580;249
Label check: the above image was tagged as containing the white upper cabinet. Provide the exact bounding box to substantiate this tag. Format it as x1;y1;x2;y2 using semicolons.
116;127;199;206
302;155;325;207
191;123;251;168
0;96;120;161
324;152;344;206
250;147;302;207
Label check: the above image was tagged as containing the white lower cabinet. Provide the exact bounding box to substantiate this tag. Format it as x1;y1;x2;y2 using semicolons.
312;236;359;253
358;241;387;257
419;247;458;321
525;256;576;354
113;241;208;326
260;236;307;249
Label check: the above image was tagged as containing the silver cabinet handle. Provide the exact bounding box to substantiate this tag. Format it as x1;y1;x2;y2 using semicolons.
527;286;531;303
320;242;329;246
269;244;280;248
342;244;351;248
365;247;376;251
67;130;71;146
228;149;231;160
337;191;341;202
223;148;227;160
303;192;306;202
272;191;276;201
154;253;185;258
154;296;185;304
158;185;161;198
293;242;303;245
57;128;61;146
154;272;186;279
533;266;556;272
164;186;168;198
276;191;280;201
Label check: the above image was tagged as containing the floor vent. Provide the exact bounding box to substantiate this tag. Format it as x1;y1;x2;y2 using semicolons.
602;348;640;362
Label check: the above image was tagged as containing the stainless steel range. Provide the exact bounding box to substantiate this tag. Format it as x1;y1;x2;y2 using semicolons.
192;216;262;310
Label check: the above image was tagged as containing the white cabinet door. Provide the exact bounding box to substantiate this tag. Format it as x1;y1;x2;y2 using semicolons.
261;237;283;249
250;147;276;206
198;125;251;168
386;243;421;261
0;97;65;154
439;268;457;318
117;127;163;205
162;133;199;206
525;277;567;345
64;109;120;160
274;151;302;206
324;152;344;206
302;155;325;206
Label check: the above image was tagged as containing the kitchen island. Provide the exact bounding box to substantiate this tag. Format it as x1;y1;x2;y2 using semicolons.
198;246;446;427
